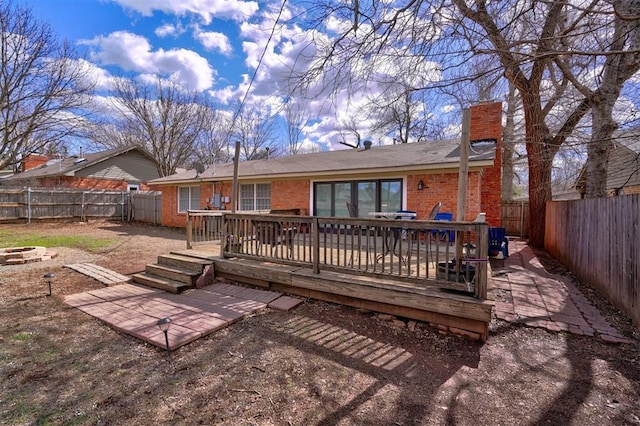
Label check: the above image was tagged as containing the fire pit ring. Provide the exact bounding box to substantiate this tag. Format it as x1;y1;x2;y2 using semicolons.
0;246;56;265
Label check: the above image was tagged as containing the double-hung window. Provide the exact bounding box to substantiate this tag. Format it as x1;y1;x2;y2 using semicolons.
178;186;200;212
240;183;271;211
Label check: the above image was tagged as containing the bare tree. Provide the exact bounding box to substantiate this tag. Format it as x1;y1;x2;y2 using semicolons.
368;86;430;144
451;0;640;245
579;1;640;197
193;108;233;165
88;78;209;176
0;1;93;170
337;114;363;148
294;0;640;246
232;101;279;160
502;82;526;201
283;100;305;155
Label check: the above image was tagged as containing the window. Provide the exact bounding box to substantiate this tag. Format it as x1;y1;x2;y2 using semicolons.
178;186;200;212
240;183;271;211
313;179;402;216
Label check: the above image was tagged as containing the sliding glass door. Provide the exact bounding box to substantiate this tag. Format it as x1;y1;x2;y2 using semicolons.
313;179;403;217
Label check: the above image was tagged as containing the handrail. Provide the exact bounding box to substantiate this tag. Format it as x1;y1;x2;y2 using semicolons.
214;212;489;300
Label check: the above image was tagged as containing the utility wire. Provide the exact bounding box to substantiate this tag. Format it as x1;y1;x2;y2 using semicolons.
231;0;288;128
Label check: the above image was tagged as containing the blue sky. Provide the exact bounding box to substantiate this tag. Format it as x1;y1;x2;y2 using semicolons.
22;1;341;150
22;0;459;154
11;0;474;159
29;0;257;91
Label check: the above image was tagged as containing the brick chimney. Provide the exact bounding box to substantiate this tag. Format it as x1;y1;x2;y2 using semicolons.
470;102;503;227
22;154;49;171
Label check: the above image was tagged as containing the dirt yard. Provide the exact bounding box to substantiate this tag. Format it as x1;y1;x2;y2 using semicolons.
1;220;639;425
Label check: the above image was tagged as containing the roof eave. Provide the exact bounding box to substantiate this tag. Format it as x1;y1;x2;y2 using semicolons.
148;159;495;186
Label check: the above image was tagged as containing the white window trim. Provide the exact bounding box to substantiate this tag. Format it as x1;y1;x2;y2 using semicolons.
178;186;200;213
240;183;271;211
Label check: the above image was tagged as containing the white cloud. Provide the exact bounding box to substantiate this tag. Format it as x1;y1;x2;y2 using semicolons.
193;26;233;55
155;23;185;38
76;59;115;91
80;31;215;91
110;0;259;24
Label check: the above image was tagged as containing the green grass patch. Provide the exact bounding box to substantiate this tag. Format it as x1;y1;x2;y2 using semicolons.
6;401;42;425
11;331;37;341
0;232;116;252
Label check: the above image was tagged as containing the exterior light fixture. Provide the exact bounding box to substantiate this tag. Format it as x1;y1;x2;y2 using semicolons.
156;317;172;356
43;272;55;296
417;180;425;191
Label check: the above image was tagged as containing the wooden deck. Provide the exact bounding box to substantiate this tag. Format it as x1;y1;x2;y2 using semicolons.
176;244;495;341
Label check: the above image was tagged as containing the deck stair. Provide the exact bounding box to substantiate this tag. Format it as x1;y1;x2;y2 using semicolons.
132;252;214;293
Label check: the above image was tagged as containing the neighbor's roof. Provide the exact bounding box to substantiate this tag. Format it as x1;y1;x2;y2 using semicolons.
149;138;497;185
5;146;154;180
607;130;640;189
575;129;640;192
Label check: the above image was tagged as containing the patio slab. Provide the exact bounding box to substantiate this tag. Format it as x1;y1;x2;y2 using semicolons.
64;282;302;351
492;239;634;344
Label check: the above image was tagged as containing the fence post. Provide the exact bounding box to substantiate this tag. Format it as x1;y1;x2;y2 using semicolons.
27;187;31;224
520;200;525;237
312;216;320;274
81;191;85;221
153;192;158;225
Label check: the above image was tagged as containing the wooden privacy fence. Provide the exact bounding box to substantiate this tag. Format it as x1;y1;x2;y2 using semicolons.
130;191;162;224
203;212;490;300
501;200;529;237
545;195;640;328
0;187;162;224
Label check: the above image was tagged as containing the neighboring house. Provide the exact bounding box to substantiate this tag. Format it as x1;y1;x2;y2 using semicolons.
575;130;640;197
149;102;504;228
2;146;161;191
0;166;13;179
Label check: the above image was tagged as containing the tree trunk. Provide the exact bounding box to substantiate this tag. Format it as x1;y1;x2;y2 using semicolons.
522;98;552;248
585;97;617;198
502;83;517;201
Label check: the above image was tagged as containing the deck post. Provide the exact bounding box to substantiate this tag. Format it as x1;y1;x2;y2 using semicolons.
475;223;488;300
186;211;193;249
312;216;320;274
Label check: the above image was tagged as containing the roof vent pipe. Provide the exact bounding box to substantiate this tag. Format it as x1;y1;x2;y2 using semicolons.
363;140;372;150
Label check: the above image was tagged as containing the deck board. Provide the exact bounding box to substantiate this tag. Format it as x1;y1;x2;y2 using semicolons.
65;263;131;285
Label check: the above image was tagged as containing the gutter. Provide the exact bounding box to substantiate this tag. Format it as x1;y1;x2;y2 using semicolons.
147;159;495;186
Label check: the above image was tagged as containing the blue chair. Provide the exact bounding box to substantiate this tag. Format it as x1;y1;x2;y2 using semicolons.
488;227;509;258
431;212;454;242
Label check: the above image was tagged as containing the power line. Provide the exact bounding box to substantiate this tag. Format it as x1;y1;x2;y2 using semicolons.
231;0;288;129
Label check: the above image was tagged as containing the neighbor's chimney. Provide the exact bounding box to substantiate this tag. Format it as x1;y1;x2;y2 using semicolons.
22;154;49;171
363;140;372;150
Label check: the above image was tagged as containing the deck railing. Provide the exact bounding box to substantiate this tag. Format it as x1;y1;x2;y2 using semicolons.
186;210;226;248
213;212;489;300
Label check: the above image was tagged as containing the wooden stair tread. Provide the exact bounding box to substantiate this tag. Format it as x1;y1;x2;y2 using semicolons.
131;272;193;293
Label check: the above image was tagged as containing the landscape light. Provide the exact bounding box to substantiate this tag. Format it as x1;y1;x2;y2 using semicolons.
43;272;55;296
156;317;171;356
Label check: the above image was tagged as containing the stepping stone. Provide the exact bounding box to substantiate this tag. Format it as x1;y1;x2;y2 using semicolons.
269;295;303;311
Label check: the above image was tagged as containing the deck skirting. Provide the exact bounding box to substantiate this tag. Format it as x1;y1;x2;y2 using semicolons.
213;257;493;341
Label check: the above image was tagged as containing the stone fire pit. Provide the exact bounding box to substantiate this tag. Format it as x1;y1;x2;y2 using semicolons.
0;246;57;265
